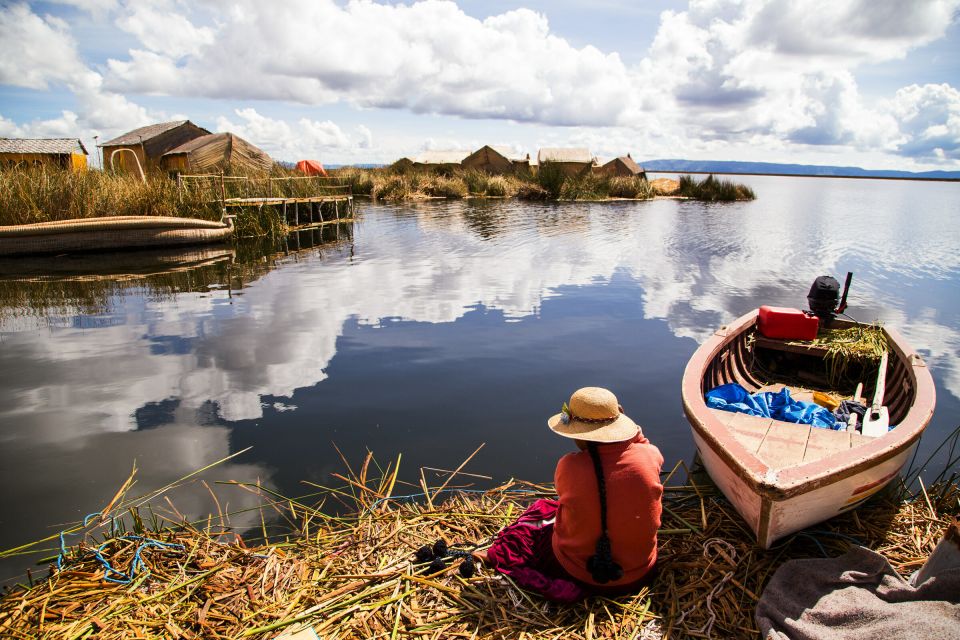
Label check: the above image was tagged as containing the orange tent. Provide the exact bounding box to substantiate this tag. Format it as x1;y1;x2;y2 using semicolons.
295;159;327;176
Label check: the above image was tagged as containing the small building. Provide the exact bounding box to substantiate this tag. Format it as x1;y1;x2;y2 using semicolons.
0;138;88;171
161;133;273;174
100;120;210;175
412;150;470;173
598;154;646;179
462;145;528;174
391;156;415;172
537;147;593;176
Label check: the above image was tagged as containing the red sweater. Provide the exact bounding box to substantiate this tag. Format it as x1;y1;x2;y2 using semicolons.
551;433;664;587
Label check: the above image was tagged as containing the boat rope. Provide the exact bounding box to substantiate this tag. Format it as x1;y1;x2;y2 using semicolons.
677;537;737;639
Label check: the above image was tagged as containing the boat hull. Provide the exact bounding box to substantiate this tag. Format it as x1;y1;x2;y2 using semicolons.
690;428;916;548
682;309;935;548
0;216;234;256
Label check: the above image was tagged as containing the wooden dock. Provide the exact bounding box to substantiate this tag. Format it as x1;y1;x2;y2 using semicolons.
224;195;354;229
177;173;355;230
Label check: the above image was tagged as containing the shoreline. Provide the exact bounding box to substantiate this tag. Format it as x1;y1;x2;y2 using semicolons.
1;457;955;639
646;170;960;183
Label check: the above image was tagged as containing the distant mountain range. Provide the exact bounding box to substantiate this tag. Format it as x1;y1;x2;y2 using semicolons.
641;159;960;180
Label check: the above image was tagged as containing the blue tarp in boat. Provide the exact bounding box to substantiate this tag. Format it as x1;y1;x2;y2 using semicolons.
705;383;840;430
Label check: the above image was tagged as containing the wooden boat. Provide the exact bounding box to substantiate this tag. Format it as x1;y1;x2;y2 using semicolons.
681;309;936;548
0;216;234;257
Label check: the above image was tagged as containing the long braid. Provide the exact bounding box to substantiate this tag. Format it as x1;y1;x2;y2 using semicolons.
586;442;623;584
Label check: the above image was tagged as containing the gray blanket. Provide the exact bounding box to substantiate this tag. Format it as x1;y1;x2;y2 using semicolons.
756;524;960;640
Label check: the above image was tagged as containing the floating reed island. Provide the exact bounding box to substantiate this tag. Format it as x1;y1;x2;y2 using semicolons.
0;164;754;233
0;443;955;640
330;166;755;203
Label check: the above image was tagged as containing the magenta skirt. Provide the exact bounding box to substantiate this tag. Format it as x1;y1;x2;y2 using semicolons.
484;498;656;603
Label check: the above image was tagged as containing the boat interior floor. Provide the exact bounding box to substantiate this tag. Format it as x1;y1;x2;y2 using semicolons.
708;381;872;471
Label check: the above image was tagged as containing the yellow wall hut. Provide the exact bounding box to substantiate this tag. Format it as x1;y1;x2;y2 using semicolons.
0;138;88;171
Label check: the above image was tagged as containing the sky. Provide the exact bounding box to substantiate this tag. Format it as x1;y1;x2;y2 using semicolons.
0;0;958;170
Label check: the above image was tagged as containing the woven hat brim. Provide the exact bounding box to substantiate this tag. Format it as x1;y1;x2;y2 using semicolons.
547;412;639;443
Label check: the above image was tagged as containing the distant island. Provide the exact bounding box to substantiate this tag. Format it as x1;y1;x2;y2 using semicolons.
641;159;960;180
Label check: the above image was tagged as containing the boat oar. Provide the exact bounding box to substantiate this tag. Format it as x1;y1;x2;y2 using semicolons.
862;352;889;437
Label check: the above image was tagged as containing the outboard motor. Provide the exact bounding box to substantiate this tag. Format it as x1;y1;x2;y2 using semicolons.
807;272;852;326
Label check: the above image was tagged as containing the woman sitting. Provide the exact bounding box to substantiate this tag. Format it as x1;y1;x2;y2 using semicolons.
478;386;664;602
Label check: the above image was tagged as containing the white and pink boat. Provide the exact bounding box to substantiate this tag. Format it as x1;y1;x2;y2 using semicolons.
681;300;936;548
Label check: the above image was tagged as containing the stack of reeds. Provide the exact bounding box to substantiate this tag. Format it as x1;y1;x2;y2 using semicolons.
0;450;956;639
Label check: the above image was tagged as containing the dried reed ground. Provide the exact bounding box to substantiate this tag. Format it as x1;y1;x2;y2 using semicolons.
0;451;956;640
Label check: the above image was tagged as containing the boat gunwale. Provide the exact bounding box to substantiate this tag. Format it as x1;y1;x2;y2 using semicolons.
0;216;230;238
681;309;936;500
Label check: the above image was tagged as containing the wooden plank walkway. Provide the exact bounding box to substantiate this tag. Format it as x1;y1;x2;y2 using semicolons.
224;195;355;229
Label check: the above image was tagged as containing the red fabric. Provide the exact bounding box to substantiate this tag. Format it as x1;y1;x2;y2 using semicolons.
552;433;663;587
484;499;584;603
295;159;327;176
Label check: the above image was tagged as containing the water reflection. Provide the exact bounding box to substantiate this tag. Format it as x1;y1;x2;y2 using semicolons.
1;177;958;583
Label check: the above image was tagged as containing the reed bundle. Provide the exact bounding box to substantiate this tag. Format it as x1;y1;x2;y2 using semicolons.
0;450;956;640
813;324;889;387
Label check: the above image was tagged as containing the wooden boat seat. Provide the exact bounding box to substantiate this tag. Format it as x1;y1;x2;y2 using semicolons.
708;408;871;470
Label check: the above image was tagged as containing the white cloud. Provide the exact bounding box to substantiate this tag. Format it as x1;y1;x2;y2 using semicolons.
115;1;215;58
885;83;960;160
214;108;368;161
2;0;958;167
0;2;86;89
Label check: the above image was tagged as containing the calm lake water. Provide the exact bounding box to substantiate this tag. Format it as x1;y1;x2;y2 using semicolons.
1;174;958;582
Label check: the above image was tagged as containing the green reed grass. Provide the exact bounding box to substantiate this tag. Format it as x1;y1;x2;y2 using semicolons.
678;174;756;201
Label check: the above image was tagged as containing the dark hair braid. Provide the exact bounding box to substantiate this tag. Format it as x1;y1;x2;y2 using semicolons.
585;442;623;584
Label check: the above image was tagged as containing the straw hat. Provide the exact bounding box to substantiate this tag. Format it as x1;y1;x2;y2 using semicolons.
547;387;640;443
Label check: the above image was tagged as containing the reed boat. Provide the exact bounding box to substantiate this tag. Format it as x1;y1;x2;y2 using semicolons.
0;216;234;257
681;304;936;549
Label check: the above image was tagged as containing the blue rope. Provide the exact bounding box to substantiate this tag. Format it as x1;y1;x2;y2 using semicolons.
93;536;184;584
57;512;103;571
56;511;184;583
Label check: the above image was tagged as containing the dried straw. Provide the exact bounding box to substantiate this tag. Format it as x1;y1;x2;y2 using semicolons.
0;452;956;640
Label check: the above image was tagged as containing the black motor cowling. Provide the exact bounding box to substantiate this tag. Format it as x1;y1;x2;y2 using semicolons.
807;273;852;326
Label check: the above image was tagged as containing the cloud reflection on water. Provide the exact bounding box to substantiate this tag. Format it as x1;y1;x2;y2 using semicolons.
0;176;958;581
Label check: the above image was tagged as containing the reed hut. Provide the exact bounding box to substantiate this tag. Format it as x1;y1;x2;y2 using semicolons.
537;147;593;176
390;156;415;173
161;133;273;174
0;138;88;171
411;150;470;173
100;120;209;175
461;145;526;174
598;154;646;179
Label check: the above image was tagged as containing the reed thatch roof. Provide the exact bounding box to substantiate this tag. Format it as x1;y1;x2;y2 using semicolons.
0;138;87;155
603;155;644;175
537;147;592;164
413;150;470;165
101;121;209;147
162;132;273;172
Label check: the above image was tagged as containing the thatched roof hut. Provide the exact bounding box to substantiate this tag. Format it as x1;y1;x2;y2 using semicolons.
413;150;470;169
462;145;527;174
161;133;273;174
100;120;210;175
537;147;594;176
0;138;88;171
598;154;646;179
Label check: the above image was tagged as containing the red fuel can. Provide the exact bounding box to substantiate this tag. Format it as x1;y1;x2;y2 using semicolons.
758;305;820;341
